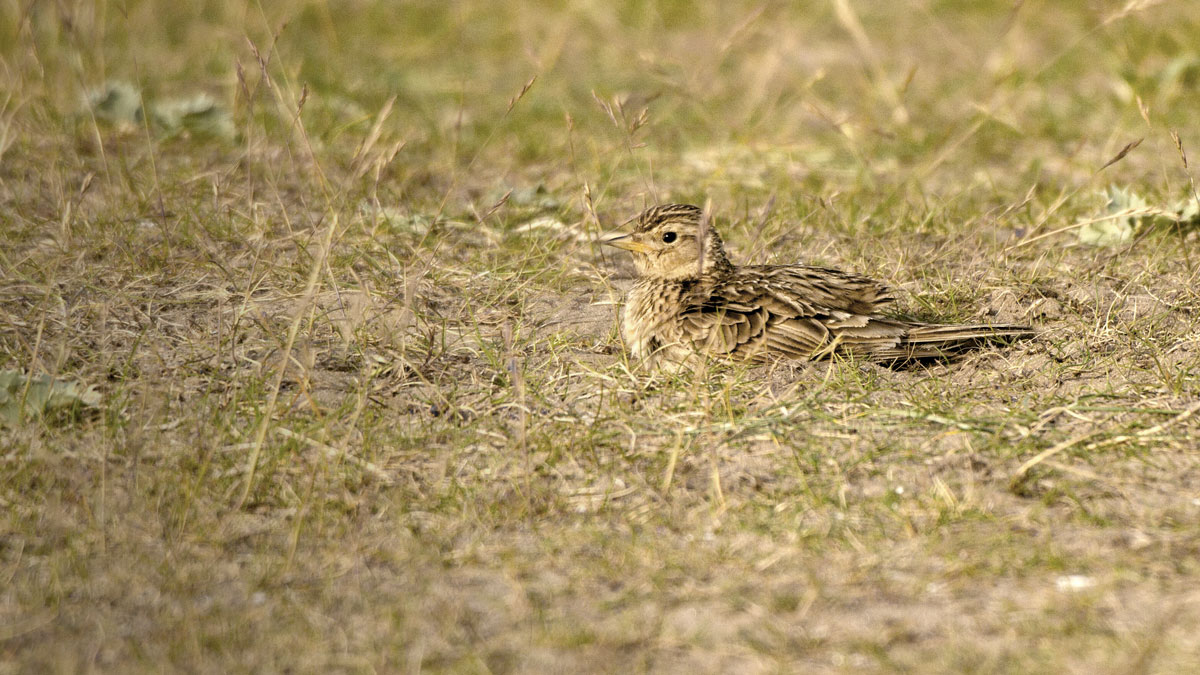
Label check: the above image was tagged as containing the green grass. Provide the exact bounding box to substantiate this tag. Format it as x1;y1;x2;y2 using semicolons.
4;0;1200;672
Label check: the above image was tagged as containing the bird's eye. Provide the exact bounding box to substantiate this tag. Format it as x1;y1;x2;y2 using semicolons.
662;231;677;243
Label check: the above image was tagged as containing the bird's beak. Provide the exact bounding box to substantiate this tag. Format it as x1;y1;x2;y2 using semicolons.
601;231;653;254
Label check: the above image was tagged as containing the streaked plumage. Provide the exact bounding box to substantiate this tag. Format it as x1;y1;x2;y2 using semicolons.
602;203;1034;368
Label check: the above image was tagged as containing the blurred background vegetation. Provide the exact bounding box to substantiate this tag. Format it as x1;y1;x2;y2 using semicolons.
6;0;1200;215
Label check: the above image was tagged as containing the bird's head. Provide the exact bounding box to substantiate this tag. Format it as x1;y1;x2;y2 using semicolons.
601;203;732;280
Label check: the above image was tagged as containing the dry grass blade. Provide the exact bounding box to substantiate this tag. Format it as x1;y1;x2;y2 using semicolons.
1011;431;1099;483
696;197;712;276
1097;137;1143;173
479;189;512;223
1172;129;1200;212
591;89;619;128
833;0;909;124
1013;399;1200;482
1013;201;1179;249
236;215;341;509
274;427;393;484
506;75;537;115
349;95;396;181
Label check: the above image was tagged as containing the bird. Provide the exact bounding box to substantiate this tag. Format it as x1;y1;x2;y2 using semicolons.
601;203;1034;369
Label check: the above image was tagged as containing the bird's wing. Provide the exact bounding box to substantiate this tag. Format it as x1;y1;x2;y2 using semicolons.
677;266;905;360
767;265;896;314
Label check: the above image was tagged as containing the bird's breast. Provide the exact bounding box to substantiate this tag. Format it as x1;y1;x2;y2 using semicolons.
624;279;693;362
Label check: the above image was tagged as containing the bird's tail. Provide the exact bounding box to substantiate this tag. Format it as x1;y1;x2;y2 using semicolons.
891;322;1034;360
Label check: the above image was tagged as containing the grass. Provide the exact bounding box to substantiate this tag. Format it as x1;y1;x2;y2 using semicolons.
3;0;1200;672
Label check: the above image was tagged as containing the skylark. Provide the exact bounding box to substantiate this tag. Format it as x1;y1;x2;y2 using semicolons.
602;203;1033;368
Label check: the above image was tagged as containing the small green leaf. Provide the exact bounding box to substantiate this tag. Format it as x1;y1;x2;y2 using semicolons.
84;82;235;142
0;370;101;426
1078;186;1145;246
151;94;236;141
1078;186;1199;247
85;81;144;129
1172;196;1200;224
1079;217;1134;246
